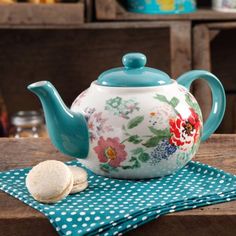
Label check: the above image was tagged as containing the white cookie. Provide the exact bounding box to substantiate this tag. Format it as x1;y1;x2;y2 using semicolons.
26;160;73;203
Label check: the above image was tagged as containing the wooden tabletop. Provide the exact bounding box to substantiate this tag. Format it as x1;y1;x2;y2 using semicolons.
0;134;236;236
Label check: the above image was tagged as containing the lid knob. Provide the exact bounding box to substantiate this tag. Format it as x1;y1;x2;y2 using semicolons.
122;53;147;69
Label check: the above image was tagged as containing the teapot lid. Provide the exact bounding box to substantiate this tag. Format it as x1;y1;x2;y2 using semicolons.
96;53;172;87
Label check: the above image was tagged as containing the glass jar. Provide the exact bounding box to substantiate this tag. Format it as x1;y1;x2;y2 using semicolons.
10;111;47;138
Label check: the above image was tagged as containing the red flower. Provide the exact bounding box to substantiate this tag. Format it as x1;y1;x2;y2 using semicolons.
93;137;127;167
169;108;201;148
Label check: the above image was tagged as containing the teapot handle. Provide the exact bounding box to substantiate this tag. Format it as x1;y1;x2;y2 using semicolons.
177;70;226;142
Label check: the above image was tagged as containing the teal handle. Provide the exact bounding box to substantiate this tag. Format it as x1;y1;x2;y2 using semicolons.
177;70;226;142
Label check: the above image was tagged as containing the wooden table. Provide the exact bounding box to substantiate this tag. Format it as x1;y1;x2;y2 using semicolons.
0;134;236;236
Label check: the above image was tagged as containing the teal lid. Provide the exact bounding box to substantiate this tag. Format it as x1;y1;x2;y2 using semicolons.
96;53;172;87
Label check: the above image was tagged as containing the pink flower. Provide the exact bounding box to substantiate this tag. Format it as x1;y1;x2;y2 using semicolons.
93;137;127;167
169;108;201;149
88;112;113;142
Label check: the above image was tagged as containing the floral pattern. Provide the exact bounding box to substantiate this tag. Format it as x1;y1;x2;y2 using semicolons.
148;104;175;129
150;139;177;166
93;137;127;171
169;108;201;150
105;96;140;119
86;92;202;173
84;107;95;121
84;107;113;142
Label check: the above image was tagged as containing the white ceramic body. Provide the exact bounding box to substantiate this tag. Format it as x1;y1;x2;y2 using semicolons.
71;81;203;179
213;0;236;12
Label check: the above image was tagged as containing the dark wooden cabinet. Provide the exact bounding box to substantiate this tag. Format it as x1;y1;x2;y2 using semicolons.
0;1;236;133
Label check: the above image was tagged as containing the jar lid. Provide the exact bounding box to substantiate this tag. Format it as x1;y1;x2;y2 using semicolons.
96;53;172;87
11;111;44;127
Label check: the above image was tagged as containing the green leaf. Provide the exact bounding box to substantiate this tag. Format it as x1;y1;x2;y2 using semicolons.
148;127;171;138
148;126;160;135
128;135;142;144
154;94;169;103
159;128;171;138
129;156;137;162
185;93;194;106
185;94;202;116
170;97;179;108
100;163;110;173
142;136;161;148
121;165;133;170
131;147;144;155
100;163;118;172
122;159;140;169
138;153;150;162
127;116;144;129
143;128;171;147
133;160;141;168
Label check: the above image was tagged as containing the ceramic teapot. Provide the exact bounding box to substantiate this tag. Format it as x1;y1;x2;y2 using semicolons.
28;53;226;179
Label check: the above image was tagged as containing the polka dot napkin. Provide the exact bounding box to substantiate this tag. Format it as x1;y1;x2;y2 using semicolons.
1;160;236;236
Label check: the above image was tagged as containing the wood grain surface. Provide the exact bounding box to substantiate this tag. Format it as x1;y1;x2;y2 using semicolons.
193;24;212;122
193;22;236;133
0;134;236;235
0;3;84;26
170;21;191;78
95;0;236;21
0;22;174;115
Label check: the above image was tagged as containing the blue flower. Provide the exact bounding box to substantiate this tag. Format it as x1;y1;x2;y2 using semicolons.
150;139;177;165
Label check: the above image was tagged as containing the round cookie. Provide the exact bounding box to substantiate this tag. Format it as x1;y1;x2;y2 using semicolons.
26;160;73;203
68;166;88;194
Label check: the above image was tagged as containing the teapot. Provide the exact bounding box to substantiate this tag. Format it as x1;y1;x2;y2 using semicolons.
28;53;226;179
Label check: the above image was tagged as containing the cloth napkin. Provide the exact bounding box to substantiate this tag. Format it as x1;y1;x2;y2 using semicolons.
0;160;236;236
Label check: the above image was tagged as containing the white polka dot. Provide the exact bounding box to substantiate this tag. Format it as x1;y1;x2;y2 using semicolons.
66;218;72;222
95;216;100;221
66;231;72;235
142;216;147;221
55;217;61;222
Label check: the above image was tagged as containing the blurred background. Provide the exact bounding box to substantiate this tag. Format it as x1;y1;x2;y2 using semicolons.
0;0;235;138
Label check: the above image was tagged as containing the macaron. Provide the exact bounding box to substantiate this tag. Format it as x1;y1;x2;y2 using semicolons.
26;160;73;203
68;166;88;194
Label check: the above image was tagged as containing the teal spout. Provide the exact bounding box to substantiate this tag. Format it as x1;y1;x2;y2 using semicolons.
27;81;89;158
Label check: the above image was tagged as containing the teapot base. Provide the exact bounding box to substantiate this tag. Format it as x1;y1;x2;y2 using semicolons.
78;157;193;180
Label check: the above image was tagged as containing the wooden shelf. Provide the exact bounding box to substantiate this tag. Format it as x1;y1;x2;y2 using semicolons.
95;0;236;21
0;3;84;27
193;22;236;132
0;19;188;29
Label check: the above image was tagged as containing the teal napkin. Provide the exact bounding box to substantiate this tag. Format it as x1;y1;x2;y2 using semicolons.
0;160;236;236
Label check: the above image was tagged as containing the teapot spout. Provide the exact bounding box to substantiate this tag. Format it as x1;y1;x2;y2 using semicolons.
27;81;89;158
